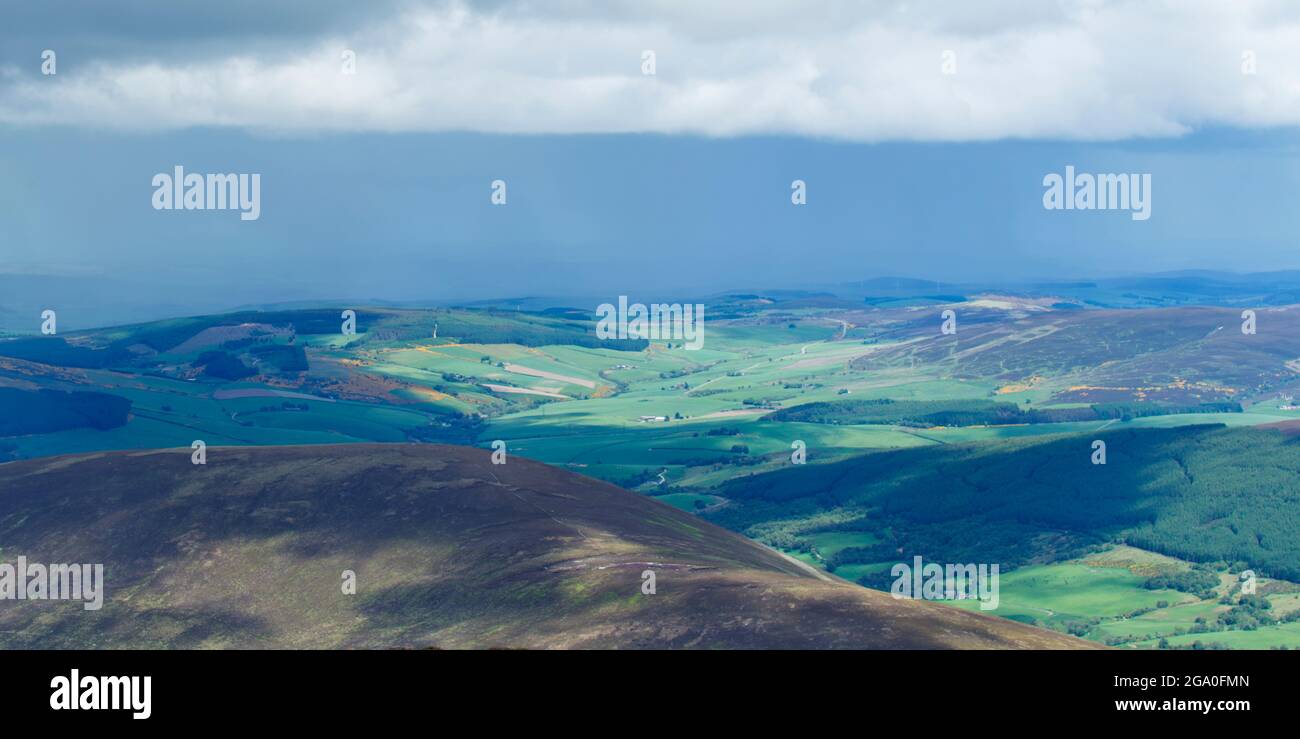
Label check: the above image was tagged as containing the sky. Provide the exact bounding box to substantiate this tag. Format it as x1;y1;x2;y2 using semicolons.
2;1;1300;314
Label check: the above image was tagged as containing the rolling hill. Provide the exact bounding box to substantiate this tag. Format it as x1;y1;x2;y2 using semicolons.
709;424;1300;581
700;424;1300;647
0;443;1091;649
847;305;1300;403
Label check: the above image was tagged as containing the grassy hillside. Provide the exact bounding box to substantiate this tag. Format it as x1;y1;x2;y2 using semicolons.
710;424;1300;581
0;444;1092;649
848;306;1300;403
698;424;1300;647
5;301;1300;483
5;296;1300;648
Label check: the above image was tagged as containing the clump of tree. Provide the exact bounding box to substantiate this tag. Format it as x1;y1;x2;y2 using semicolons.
196;350;256;380
405;413;486;445
248;344;308;373
1143;567;1220;599
0;387;132;436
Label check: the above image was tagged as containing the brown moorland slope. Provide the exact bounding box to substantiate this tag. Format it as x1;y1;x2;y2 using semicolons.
0;444;1095;649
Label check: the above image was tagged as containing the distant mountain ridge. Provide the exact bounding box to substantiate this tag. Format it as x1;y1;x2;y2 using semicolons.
8;269;1300;332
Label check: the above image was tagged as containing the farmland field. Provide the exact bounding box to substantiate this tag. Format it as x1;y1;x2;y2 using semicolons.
4;296;1300;647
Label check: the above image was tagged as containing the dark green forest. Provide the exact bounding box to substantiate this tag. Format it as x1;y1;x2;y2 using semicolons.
764;398;1241;427
707;425;1300;581
0;387;132;436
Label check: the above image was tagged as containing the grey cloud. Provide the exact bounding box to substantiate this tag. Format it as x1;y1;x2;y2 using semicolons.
4;1;1300;141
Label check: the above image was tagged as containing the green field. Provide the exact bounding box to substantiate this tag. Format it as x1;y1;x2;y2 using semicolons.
6;300;1300;647
931;546;1300;648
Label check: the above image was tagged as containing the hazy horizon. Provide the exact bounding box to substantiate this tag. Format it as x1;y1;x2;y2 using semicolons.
5;1;1300;321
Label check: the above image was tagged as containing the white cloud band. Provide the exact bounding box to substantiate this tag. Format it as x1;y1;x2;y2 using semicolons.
3;0;1300;141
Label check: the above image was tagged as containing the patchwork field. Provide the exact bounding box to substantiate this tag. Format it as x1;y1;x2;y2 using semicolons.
4;295;1300;647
